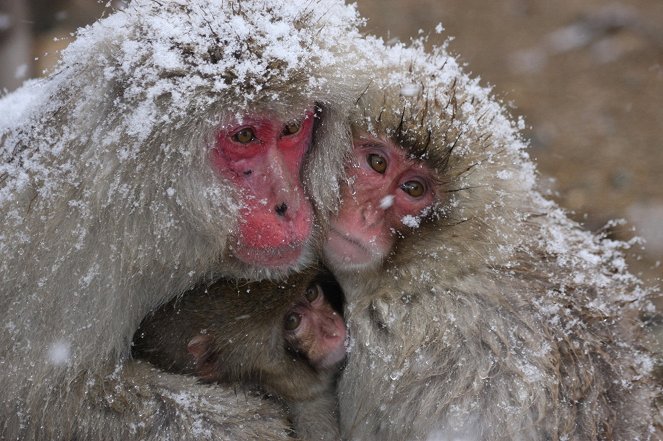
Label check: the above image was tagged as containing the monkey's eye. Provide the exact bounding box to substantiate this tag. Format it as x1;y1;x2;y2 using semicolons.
232;128;256;144
367;153;387;174
284;313;302;331
400;180;425;198
305;285;320;303
282;120;302;136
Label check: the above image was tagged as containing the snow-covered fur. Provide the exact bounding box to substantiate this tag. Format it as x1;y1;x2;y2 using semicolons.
0;1;365;439
1;0;658;439
336;41;659;441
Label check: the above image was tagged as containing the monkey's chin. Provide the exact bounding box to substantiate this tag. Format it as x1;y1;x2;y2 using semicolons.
233;240;312;272
323;229;385;274
318;344;348;370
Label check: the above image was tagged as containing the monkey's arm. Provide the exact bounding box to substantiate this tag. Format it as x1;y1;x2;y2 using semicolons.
39;360;299;441
287;387;341;441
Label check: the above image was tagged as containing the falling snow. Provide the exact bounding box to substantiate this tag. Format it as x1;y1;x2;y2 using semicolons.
0;0;657;439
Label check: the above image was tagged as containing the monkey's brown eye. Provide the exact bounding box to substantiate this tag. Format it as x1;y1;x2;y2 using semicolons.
401;180;425;197
367;154;387;174
284;313;301;331
305;285;320;303
232;128;255;144
282;120;301;136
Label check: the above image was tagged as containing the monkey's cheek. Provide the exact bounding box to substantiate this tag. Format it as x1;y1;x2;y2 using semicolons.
312;331;347;370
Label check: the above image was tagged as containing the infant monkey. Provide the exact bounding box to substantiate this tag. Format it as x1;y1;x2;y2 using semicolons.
133;270;346;441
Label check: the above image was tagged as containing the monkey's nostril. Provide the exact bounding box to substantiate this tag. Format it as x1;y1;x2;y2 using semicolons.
275;202;288;216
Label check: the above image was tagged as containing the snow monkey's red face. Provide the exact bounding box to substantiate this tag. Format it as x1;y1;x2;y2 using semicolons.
324;133;436;272
211;108;316;270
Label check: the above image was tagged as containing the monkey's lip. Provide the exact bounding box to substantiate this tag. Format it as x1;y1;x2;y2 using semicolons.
324;227;375;266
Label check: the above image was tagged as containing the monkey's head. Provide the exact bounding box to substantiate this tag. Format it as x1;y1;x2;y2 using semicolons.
186;271;346;400
146;1;366;280
322;67;454;274
324;43;536;279
281;277;347;371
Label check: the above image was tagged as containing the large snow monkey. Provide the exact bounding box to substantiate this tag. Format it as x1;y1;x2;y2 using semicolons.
0;1;367;439
323;40;660;440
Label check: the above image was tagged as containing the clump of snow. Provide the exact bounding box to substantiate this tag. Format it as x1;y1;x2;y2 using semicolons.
47;340;71;366
401;214;421;228
14;64;28;80
400;83;421;96
380;195;394;209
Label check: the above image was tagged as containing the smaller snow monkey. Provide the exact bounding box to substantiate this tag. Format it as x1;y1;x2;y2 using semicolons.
133;270;346;441
327;46;658;440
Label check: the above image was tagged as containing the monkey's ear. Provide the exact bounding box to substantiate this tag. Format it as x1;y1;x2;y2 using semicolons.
187;335;212;361
187;335;219;381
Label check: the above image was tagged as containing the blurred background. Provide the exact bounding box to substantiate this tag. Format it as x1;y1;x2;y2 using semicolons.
1;0;661;290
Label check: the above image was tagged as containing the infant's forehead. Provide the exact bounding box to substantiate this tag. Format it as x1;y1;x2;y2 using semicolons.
353;133;429;167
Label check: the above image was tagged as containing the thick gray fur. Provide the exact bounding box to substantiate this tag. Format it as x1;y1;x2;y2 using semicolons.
335;43;659;441
0;1;364;439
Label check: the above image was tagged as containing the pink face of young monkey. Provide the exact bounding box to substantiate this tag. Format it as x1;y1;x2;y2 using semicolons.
283;282;347;370
324;133;436;272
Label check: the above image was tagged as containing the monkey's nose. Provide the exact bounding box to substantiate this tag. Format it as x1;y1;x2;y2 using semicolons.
275;202;288;216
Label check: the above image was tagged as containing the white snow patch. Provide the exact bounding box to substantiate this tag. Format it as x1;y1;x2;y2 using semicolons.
380;194;394;209
577;249;601;266
401;214;421;228
47;340;71;366
400;83;421;96
14;64;28;80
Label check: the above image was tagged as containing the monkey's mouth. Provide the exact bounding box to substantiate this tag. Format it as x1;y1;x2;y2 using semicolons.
323;227;376;268
318;338;347;369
